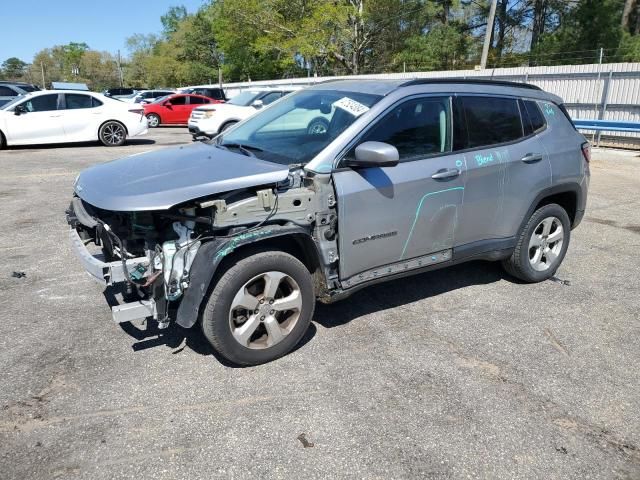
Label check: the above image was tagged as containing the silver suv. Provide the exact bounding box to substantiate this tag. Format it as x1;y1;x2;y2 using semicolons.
67;79;590;365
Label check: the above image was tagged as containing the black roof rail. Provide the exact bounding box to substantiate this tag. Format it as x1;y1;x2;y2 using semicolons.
401;78;542;91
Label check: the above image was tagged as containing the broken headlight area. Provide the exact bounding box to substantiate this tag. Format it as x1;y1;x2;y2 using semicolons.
67;196;210;326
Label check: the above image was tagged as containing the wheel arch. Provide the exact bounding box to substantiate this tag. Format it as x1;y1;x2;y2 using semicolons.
217;119;239;133
176;226;323;329
520;183;582;235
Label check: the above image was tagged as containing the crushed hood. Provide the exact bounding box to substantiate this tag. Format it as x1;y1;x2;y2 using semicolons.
75;142;289;211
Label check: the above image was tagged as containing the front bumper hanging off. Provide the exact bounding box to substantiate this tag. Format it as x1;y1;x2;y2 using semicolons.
69;228;157;323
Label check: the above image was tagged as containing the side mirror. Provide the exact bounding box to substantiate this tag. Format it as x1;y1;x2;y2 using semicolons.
163;101;172;107
251;99;264;109
346;141;399;168
14;105;27;116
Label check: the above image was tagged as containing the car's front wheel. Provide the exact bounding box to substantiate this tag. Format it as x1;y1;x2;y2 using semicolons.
502;203;571;282
201;250;315;366
98;121;127;147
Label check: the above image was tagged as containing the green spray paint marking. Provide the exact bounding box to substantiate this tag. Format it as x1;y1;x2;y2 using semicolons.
400;187;465;260
215;229;274;261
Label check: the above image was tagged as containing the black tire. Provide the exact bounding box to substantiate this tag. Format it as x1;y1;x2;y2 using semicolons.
98;121;127;147
502;203;571;282
219;121;237;133
0;130;5;149
146;113;161;128
307;117;329;135
201;250;315;366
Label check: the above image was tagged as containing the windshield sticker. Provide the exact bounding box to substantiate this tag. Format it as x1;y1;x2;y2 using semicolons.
333;97;370;117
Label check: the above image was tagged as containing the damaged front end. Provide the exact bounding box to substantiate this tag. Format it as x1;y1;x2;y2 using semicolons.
66;166;338;330
66;197;206;327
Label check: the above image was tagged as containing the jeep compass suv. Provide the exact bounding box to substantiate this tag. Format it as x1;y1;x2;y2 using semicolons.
67;79;589;365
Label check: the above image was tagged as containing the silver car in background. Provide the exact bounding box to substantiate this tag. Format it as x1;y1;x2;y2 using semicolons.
67;79;590;366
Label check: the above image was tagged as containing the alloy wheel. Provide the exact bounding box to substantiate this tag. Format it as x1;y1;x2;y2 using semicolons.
528;216;564;271
228;271;303;350
101;122;125;145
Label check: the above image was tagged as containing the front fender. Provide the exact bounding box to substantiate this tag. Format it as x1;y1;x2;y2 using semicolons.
175;225;315;328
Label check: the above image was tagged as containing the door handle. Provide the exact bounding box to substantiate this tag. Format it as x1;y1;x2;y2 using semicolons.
49;114;62;118
431;168;460;179
521;153;543;163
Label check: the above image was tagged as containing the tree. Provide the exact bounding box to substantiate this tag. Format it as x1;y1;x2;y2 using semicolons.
161;5;188;36
1;57;27;80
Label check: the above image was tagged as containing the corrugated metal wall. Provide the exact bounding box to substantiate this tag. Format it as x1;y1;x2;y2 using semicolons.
221;62;640;149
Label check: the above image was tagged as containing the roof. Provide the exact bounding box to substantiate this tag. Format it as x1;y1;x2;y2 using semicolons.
308;77;554;100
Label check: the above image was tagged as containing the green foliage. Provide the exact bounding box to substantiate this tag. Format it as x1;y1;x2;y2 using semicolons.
534;0;626;64
1;57;27;80
161;5;188;36
397;23;471;71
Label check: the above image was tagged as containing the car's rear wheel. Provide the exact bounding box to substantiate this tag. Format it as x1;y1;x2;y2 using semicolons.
98;121;127;147
219;121;237;133
502;203;571;282
146;113;160;128
201;250;315;366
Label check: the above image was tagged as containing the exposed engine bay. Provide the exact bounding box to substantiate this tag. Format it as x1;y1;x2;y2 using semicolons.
67;168;338;328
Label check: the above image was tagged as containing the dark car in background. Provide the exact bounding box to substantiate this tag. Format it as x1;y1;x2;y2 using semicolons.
0;82;41;107
103;87;137;98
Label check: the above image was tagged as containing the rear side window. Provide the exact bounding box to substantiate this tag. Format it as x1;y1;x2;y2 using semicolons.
0;86;16;96
523;100;546;132
65;94;94;109
189;96;209;104
461;96;523;148
206;89;225;100
355;96;451;161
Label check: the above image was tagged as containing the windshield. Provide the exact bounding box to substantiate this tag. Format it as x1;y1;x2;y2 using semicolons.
18;85;39;92
216;89;382;166
151;95;169;104
227;91;263;107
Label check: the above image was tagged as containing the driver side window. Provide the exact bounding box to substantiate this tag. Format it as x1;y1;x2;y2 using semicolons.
351;96;452;162
21;94;59;112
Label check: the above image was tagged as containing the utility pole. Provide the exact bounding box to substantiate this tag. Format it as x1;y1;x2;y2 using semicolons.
480;0;498;69
40;62;46;88
117;50;124;87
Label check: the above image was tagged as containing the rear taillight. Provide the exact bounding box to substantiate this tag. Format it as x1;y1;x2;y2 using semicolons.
581;142;591;163
129;108;144;115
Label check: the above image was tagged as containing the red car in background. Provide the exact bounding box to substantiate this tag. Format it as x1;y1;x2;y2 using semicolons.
143;93;223;127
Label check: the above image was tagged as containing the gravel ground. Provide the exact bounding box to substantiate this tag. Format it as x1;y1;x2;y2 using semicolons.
0;128;639;479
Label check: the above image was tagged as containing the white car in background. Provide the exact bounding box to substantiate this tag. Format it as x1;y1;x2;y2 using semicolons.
0;90;148;148
120;89;176;104
188;88;330;139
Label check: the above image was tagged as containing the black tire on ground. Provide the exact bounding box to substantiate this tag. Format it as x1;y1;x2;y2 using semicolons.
0;130;5;149
219;121;237;133
502;203;571;283
98;121;127;147
201;250;315;366
146;113;161;128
